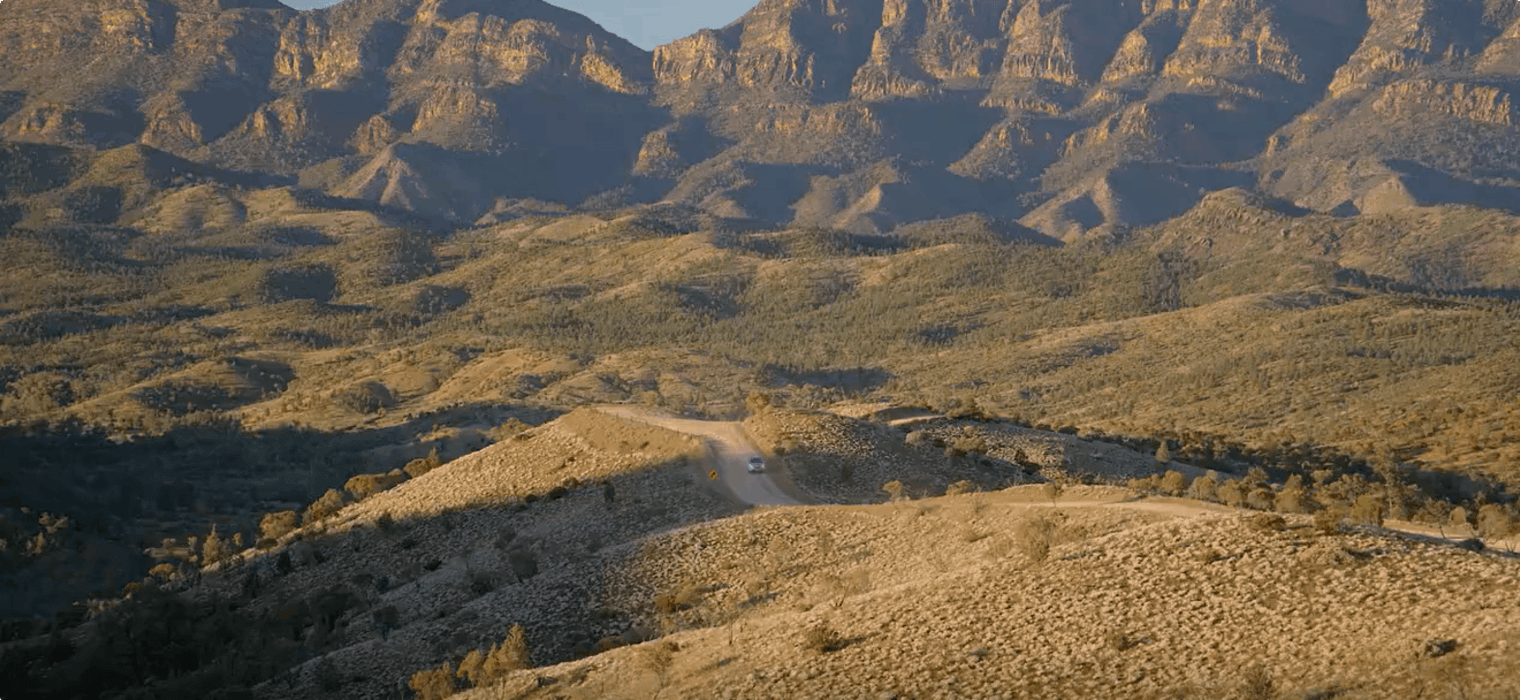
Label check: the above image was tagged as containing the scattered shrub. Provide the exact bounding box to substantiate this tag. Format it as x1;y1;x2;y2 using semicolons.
882;480;904;502
945;480;975;497
802;623;847;653
259;510;299;543
1013;516;1057;565
405;447;445;479
1246;487;1277;511
149;562;177;581
1249;513;1287;532
344;470;406;501
1042;479;1063;506
303;489;347;526
1313;508;1342;535
1237;665;1275;700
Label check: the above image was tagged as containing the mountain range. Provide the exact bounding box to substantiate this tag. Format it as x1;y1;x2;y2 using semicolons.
3;0;1520;236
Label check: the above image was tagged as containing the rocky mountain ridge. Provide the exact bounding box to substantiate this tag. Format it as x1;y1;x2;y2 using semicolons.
1;0;1519;237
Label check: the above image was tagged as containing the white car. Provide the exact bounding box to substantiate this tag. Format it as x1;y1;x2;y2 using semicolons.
746;456;766;473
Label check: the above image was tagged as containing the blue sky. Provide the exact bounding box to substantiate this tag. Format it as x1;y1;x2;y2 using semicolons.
278;0;752;50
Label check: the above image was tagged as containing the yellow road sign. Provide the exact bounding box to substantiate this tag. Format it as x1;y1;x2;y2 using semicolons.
708;469;718;481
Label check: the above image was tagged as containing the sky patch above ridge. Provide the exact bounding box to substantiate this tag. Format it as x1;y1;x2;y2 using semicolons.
278;0;750;50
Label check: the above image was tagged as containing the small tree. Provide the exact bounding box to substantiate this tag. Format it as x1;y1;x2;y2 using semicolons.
201;527;227;568
456;649;486;688
1448;506;1471;537
1218;480;1245;508
642;640;678;695
1159;470;1187;497
1275;475;1308;514
882;480;904;503
1351;493;1385;527
480;624;531;683
409;662;456;700
1154;442;1171;464
1188;473;1218;502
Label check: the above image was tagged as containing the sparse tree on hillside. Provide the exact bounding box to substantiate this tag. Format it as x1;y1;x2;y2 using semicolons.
1154;442;1171;464
882;480;904;503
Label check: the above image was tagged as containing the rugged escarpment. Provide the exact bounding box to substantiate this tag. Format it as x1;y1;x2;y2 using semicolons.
1;0;1519;233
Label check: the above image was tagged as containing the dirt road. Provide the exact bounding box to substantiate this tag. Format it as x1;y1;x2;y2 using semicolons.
596;406;802;507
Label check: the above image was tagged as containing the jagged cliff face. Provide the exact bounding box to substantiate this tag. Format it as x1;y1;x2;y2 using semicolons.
0;0;1518;232
0;0;653;220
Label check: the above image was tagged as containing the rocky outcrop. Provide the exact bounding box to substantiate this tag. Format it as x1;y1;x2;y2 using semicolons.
1372;79;1516;126
850;0;1006;100
654;0;885;101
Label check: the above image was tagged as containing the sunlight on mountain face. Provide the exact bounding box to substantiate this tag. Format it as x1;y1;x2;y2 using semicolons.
1;0;1519;698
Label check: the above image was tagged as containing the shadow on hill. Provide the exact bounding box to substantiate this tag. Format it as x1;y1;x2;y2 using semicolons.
761;365;893;394
0;449;737;700
0;403;558;619
1384;159;1520;214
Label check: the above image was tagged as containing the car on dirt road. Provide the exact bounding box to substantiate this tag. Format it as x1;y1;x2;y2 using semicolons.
747;456;765;473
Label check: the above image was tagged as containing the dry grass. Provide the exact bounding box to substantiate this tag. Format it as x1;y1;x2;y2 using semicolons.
438;487;1520;700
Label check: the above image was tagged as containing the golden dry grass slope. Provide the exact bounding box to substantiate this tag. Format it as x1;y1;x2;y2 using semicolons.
451;486;1520;700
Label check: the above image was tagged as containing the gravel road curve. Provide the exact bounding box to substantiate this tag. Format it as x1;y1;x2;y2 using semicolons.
596;406;802;507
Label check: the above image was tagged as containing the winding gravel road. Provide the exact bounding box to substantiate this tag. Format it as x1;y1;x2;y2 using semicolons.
597;406;802;507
